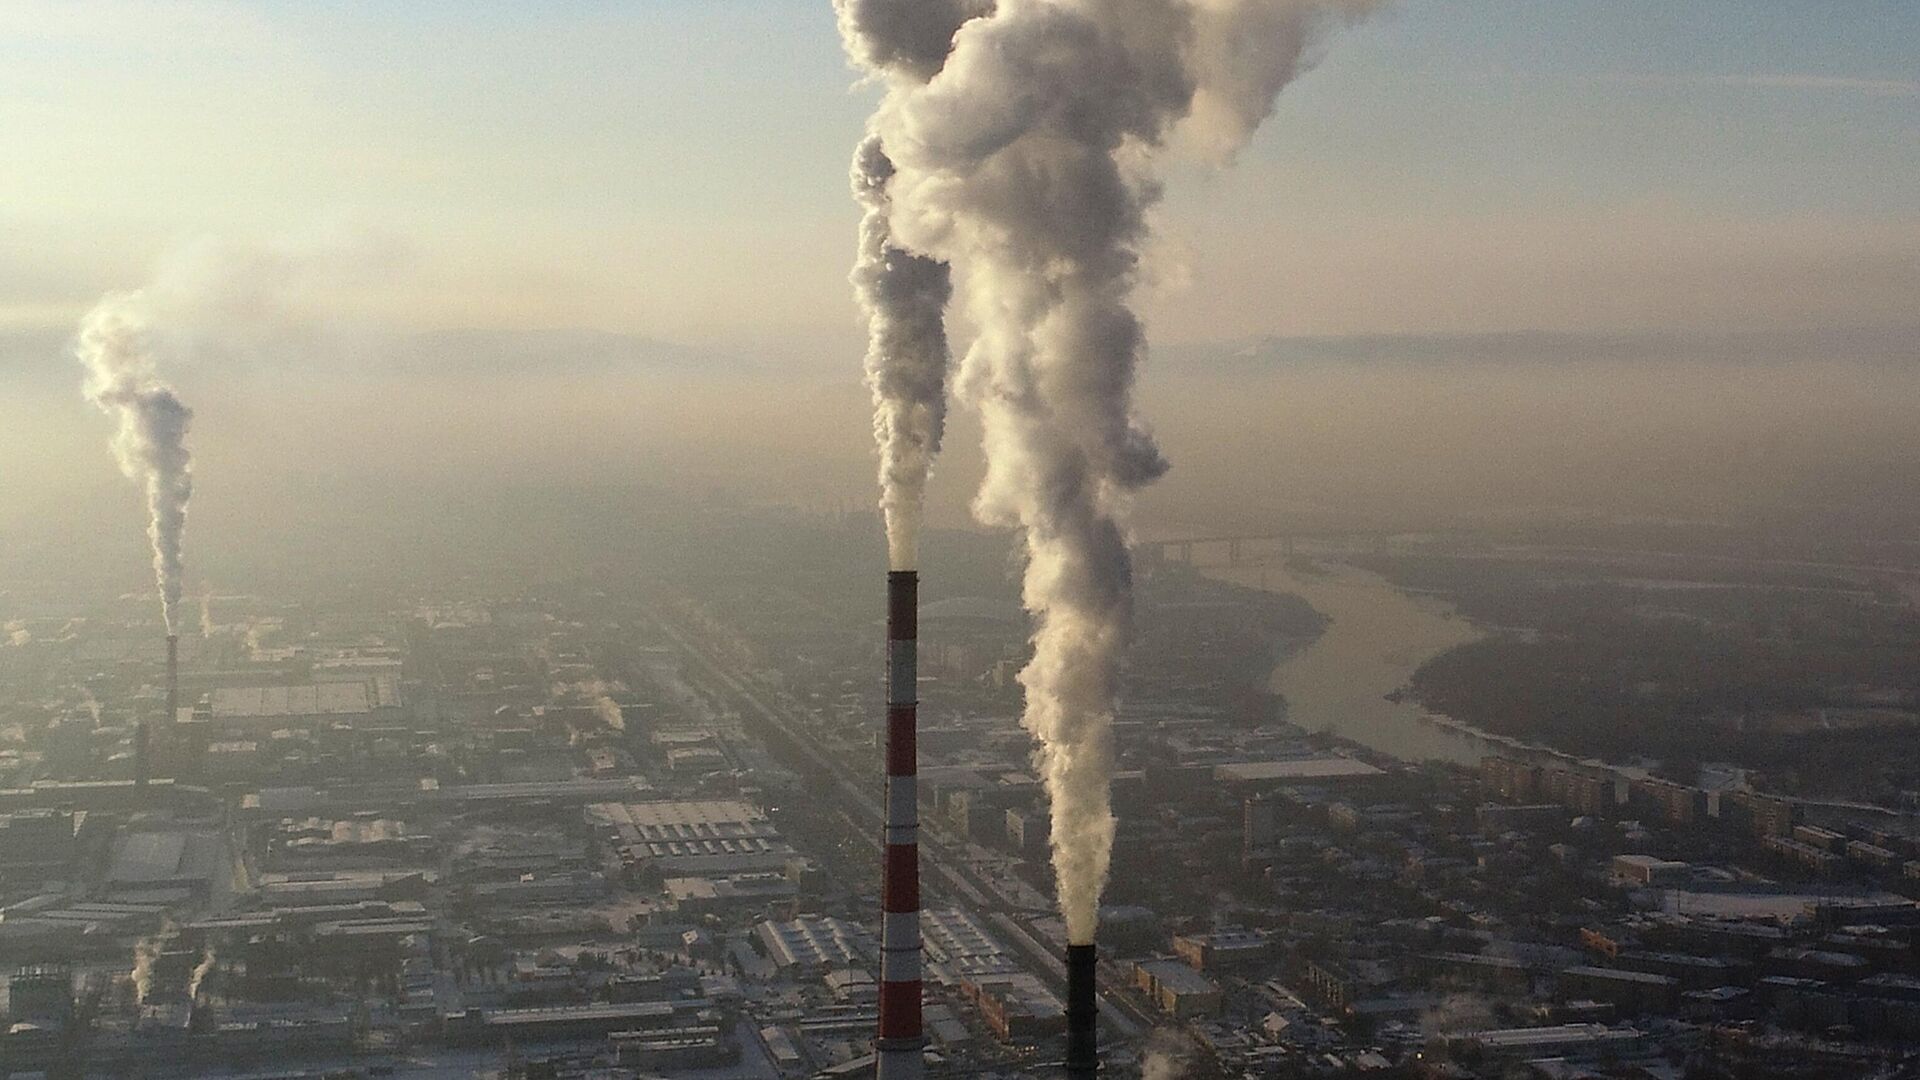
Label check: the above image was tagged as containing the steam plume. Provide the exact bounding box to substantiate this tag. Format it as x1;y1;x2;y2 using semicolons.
77;294;193;635
131;931;163;1004
186;946;216;1003
839;0;974;570
1141;1029;1197;1080
866;0;1377;942
851;136;954;570
594;694;625;732
557;679;628;732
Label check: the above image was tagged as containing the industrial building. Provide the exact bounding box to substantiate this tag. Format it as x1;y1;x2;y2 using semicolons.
589;798;800;875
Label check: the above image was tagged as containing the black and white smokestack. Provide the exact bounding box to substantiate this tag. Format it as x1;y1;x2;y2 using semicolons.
1065;943;1098;1078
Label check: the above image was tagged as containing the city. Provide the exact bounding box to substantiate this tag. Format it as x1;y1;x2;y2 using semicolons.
3;3;1918;1079
5;514;1920;1078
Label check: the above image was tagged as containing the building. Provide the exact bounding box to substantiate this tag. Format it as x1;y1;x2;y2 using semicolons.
1481;757;1541;802
1421;952;1533;995
1722;790;1798;837
8;965;74;1028
1132;959;1222;1019
1540;767;1615;816
1451;1023;1647;1061
1612;854;1691;887
1212;758;1384;789
962;972;1065;1042
753;916;874;972
589;799;798;876
206;680;400;733
1558;966;1680;1012
0;810;80;873
1172;928;1270;971
1005;808;1047;857
1632;778;1705;824
1303;957;1361;1011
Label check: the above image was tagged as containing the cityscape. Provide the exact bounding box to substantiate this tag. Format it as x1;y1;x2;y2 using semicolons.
5;512;1920;1078
4;2;1919;1080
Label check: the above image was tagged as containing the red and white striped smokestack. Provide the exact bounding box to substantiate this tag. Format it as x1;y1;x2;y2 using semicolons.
876;570;924;1080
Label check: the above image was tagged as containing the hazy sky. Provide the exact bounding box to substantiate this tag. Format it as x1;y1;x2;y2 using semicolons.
3;1;1918;591
3;0;1916;352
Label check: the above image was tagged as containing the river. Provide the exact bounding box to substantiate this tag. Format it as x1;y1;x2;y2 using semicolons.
1205;553;1490;765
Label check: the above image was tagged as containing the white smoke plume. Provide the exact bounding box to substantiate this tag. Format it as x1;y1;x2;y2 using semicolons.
851;136;955;570
199;590;215;638
557;679;628;732
74;229;395;637
594;694;625;731
1141;1028;1196;1080
839;0;974;570
1420;993;1495;1036
863;0;1378;942
77;294;194;635
186;946;217;1003
131;931;164;1004
837;0;989;84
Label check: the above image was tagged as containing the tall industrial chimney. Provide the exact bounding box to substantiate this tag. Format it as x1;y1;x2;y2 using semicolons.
1065;943;1098;1078
876;570;925;1079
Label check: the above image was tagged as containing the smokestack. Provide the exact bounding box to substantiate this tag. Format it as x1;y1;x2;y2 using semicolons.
876;570;924;1079
1065;943;1098;1079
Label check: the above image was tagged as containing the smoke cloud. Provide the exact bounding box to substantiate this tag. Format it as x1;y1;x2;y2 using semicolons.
558;679;629;732
186;945;216;1003
77;293;195;634
72;230;395;635
1141;1028;1197;1080
594;694;625;732
131;931;162;1004
1420;992;1496;1036
839;0;969;570
865;0;1377;942
851;137;955;570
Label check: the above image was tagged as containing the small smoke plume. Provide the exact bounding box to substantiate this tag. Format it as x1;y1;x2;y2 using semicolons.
73;230;394;636
6;623;28;648
557;679;628;731
851;136;955;570
865;0;1378;942
839;0;972;570
131;932;163;1004
186;946;216;1003
594;695;625;731
1421;993;1495;1036
1141;1028;1197;1080
77;294;194;635
199;590;215;638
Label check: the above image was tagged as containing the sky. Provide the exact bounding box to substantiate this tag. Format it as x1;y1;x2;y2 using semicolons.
3;0;1915;350
2;1;1918;590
